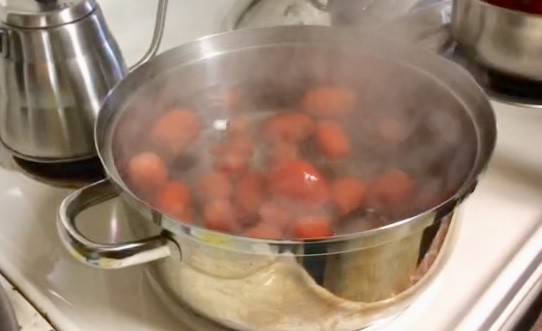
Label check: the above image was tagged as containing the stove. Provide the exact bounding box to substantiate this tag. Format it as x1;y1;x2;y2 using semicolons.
1;1;542;330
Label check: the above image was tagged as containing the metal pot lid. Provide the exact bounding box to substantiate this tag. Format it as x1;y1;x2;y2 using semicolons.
0;0;97;28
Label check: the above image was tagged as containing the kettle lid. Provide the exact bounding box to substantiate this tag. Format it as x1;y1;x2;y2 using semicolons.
0;0;97;28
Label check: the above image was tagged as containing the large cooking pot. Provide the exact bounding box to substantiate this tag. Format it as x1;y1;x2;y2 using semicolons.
451;0;542;81
57;26;496;331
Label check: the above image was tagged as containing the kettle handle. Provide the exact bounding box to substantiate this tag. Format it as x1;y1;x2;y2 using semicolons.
129;0;169;71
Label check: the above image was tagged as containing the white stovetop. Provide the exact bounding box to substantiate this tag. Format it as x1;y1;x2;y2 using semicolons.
1;0;542;330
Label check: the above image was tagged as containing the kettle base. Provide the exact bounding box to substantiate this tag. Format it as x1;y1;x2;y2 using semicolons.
12;156;105;189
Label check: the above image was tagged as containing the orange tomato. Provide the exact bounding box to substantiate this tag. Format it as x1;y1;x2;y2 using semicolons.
199;171;233;199
263;112;315;143
127;152;168;193
235;171;267;215
291;216;334;239
154;181;193;223
315;120;351;159
244;223;284;240
332;177;367;216
269;160;330;204
150;109;201;154
302;86;356;117
366;169;416;217
203;199;239;233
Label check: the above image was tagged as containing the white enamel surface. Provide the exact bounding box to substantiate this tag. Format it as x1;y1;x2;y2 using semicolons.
0;0;542;330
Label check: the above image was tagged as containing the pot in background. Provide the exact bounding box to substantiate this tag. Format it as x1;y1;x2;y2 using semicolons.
451;0;542;81
57;26;496;331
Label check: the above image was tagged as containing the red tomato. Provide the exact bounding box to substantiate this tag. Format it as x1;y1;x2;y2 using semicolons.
291;216;334;239
150;110;201;154
154;181;193;223
259;200;292;230
244;223;284;240
200;171;233;199
269;160;330;203
332;177;367;216
127;152;168;194
263;113;315;143
366;169;416;217
302;86;356;117
203;200;239;233
270;141;299;167
315;120;351;159
235;171;267;215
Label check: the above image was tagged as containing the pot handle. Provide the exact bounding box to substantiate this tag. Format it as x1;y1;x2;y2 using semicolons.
129;0;169;71
57;179;177;269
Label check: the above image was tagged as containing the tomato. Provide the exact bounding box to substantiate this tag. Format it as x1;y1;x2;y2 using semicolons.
154;181;193;223
127;152;168;193
213;137;254;175
366;169;416;217
203;199;239;233
291;216;334;239
226;117;250;138
263;112;315;143
315;120;351;159
259;200;292;230
200;171;233;199
269;160;330;203
332;177;367;216
377;117;410;145
244;223;284;240
270;141;299;167
302;86;356;117
234;171;267;215
150;110;201;154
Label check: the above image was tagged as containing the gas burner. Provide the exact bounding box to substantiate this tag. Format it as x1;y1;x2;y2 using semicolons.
12;156;105;189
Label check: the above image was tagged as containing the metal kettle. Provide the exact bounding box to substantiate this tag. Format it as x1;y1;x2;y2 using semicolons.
0;0;168;163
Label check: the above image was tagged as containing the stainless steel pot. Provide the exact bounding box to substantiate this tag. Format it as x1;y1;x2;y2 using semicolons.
57;26;496;331
451;0;542;81
0;283;18;331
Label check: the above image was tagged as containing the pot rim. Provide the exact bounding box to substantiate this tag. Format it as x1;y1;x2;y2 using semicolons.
95;25;496;248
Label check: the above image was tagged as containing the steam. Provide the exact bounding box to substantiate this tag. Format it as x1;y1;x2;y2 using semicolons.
112;25;473;233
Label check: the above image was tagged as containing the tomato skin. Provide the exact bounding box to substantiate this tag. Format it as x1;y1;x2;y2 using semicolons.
235;171;267;215
244;223;284;240
270;160;330;204
200;171;233;199
154;181;193;223
366;169;416;218
203;199;239;233
291;216;334;239
263;113;315;143
315;120;351;159
127;152;168;194
332;177;367;216
377;117;410;145
150;110;202;154
302;86;356;117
